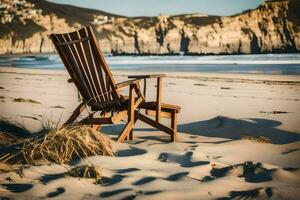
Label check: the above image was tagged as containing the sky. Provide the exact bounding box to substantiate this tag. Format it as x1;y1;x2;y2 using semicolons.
47;0;265;17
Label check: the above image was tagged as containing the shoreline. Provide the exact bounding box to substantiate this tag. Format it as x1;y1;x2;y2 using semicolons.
1;52;300;58
0;66;299;84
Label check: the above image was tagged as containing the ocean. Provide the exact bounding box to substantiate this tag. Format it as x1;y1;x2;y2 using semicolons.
1;53;300;75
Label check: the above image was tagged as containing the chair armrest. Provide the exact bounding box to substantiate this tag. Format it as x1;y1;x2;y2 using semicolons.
128;74;166;79
115;79;141;89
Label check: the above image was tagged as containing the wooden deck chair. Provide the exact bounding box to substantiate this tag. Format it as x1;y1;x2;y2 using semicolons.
49;26;180;142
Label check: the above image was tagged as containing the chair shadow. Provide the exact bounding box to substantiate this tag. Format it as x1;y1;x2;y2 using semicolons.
100;116;300;144
177;116;300;144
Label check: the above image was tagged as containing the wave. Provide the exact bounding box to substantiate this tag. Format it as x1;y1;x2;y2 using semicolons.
0;53;300;74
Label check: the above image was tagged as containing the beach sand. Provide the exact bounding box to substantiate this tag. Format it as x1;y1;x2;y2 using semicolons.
0;67;300;199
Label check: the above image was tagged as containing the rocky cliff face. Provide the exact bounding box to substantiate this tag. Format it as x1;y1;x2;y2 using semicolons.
0;0;299;55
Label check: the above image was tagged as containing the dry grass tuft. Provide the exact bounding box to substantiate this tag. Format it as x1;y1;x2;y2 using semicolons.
1;125;115;165
68;164;102;183
0;131;21;146
241;136;271;143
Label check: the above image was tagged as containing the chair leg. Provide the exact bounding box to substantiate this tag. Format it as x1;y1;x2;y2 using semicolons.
117;122;132;142
64;102;86;126
126;115;138;141
118;84;135;142
136;110;178;142
171;111;178;142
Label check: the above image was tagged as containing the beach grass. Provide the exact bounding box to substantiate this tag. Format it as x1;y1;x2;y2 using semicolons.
0;125;115;165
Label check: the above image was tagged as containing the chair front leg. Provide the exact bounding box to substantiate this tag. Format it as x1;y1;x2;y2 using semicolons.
117;84;135;142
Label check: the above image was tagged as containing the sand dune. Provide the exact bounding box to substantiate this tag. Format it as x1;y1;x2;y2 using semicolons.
0;67;300;199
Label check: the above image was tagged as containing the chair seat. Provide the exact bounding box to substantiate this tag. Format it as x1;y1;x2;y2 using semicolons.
141;101;181;113
89;96;129;111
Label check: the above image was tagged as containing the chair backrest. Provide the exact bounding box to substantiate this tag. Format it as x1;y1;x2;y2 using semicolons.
49;26;120;105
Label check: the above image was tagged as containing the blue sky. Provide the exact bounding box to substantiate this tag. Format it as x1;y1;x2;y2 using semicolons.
48;0;264;17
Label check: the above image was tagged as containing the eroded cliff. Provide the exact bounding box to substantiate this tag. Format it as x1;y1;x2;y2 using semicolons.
0;0;299;55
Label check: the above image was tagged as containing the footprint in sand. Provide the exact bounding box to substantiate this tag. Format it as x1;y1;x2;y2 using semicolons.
166;172;189;181
201;161;274;183
40;173;65;184
13;98;41;104
158;151;210;167
49;105;65;109
100;188;132;198
47;187;65;198
100;189;161;199
116;168;140;174
217;187;272;199
132;177;156;186
101;174;126;186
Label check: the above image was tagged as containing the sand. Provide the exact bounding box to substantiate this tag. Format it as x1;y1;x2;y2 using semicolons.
0;66;300;199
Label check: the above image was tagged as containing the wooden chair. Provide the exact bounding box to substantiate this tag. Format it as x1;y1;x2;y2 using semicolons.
49;26;180;142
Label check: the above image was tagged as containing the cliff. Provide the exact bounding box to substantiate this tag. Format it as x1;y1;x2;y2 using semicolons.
0;0;299;55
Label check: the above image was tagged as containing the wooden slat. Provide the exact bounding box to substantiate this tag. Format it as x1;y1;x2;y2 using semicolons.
106;74;111;101
61;33;93;99
86;26;120;99
141;102;181;112
57;34;94;100
85;27;110;102
115;79;140;89
67;32;99;103
50;35;88;101
83;28;107;102
53;34;92;100
76;29;103;102
146;110;172;118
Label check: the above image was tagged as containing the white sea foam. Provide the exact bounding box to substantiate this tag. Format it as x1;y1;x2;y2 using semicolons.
107;59;300;65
